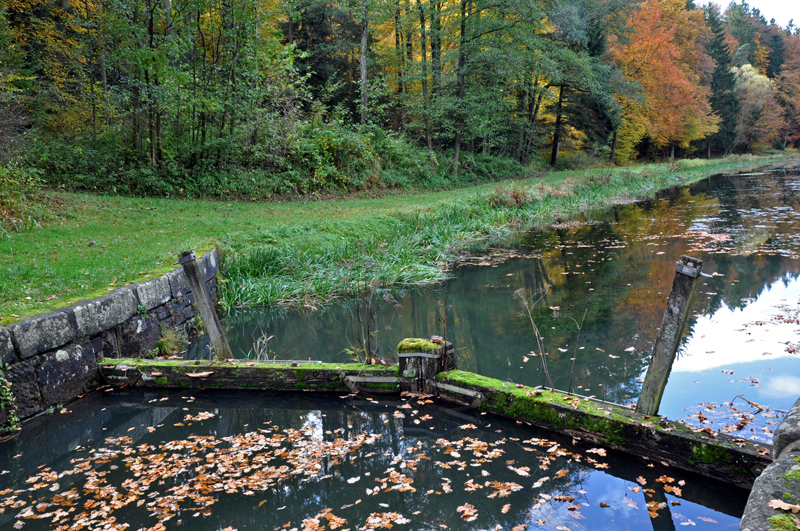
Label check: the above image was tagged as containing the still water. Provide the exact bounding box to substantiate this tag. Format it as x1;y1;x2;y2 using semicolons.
2;170;797;530
227;170;800;441
0;389;744;530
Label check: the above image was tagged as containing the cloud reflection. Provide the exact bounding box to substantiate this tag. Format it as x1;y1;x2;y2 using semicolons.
759;376;800;399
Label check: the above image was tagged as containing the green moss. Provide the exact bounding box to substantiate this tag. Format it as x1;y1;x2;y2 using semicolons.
154;376;168;386
787;457;800;482
769;514;799;531
690;443;732;466
580;416;629;446
100;358;396;375
398;338;440;354
295;383;311;390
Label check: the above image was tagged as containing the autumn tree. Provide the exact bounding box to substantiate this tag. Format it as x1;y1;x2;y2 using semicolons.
610;0;719;162
732;63;785;151
0;5;27;158
777;33;800;147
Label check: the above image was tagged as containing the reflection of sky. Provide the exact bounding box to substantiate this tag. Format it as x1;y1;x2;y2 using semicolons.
760;376;800;400
674;276;800;373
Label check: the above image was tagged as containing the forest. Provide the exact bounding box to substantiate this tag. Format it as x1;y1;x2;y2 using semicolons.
0;0;798;205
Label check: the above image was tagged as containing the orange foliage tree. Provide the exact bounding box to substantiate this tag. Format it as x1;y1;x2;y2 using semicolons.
777;33;800;148
609;0;719;162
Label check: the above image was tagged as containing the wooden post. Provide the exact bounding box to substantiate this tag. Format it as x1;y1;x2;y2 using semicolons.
636;255;703;416
178;251;233;359
397;338;455;393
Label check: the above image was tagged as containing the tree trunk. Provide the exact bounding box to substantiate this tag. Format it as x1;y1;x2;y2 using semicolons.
359;0;369;124
395;0;403;94
84;0;96;143
610;130;618;164
287;8;293;44
146;0;157;166
417;0;433;153
431;0;441;95
452;0;468;174
163;0;173;35
550;85;565;167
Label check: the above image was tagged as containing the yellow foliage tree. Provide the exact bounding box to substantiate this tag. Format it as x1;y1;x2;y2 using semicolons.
610;0;719;162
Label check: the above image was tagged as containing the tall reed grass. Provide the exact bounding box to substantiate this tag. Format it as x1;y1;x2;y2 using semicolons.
219;158;751;309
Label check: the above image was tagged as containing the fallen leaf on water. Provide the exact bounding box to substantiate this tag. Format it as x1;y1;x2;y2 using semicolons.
636;476;647;486
456;503;478;522
501;504;510;514
599;502;610;508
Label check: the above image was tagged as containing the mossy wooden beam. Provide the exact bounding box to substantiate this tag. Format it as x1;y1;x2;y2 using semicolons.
98;359;399;394
436;370;770;489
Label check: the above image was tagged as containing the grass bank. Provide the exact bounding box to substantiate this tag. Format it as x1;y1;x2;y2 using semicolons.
1;153;797;324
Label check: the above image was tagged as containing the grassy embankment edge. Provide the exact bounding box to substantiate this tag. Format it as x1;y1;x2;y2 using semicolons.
1;153;797;324
218;153;800;309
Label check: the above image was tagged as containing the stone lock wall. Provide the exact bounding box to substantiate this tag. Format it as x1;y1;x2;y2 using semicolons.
740;396;800;530
0;249;220;426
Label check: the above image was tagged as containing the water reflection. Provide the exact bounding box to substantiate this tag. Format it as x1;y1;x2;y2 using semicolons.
0;390;745;530
226;171;800;432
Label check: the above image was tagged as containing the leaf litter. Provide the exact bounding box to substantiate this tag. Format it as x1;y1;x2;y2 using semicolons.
0;393;732;530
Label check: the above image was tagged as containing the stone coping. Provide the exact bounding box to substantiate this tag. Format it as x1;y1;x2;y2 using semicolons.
434;370;771;490
95;359;770;490
0;249;219;429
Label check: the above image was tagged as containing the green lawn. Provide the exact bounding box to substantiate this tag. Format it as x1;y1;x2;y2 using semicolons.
2;153;797;325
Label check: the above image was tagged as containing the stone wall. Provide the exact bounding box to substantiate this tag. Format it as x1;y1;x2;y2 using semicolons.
740;396;800;530
0;249;219;426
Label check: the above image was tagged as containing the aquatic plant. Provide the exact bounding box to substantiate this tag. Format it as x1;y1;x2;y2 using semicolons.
514;288;555;391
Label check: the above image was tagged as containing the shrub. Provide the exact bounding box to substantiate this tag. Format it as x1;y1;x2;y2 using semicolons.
0;161;43;229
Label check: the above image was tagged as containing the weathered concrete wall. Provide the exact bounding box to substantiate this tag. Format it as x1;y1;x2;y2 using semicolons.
0;249;220;426
741;396;800;531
